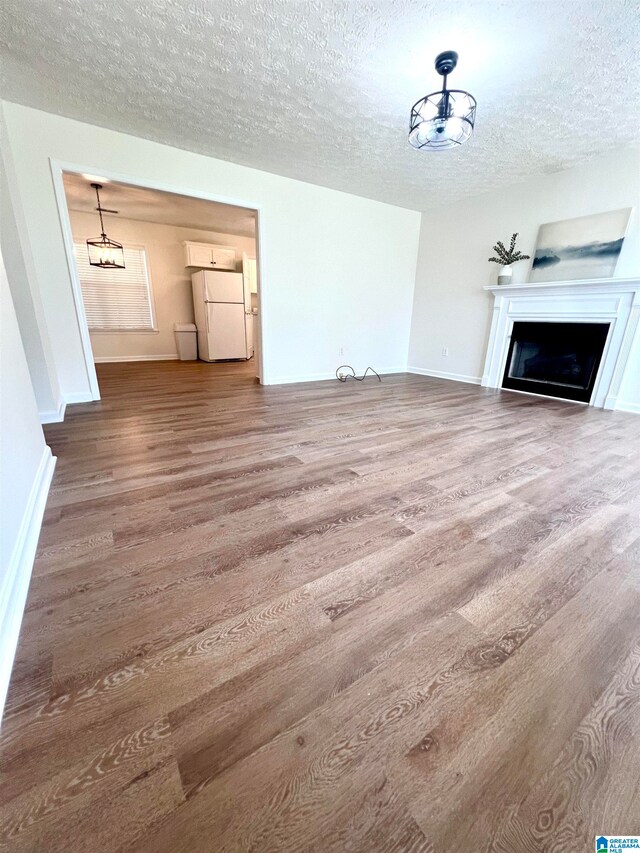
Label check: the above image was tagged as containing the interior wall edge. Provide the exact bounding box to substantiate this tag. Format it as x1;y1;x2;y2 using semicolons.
0;445;56;722
0;106;63;414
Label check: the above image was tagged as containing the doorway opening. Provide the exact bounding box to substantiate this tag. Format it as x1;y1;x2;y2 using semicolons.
56;169;263;399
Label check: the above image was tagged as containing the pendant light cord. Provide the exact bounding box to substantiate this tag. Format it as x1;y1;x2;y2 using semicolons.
93;183;107;238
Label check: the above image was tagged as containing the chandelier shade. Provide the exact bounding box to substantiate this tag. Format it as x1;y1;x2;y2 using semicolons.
86;183;125;268
408;51;476;151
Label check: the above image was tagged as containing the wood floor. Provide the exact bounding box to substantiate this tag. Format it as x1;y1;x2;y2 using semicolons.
2;360;639;852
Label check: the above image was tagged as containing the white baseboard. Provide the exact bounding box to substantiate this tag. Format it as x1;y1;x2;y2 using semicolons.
0;445;56;723
39;398;67;424
64;390;95;404
407;366;482;385
614;400;640;414
264;366;406;385
93;354;179;363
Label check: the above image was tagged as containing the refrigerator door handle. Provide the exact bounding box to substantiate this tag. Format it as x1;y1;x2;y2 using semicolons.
205;305;210;334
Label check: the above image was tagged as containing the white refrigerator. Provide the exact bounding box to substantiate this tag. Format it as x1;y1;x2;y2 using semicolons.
192;270;249;361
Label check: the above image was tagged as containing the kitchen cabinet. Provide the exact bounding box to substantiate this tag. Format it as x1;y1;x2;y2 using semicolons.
183;241;236;271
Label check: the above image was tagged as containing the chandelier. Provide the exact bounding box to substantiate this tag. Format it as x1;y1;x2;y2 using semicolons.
86;183;125;268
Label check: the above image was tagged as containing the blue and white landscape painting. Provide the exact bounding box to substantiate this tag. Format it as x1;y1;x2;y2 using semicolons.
529;208;631;282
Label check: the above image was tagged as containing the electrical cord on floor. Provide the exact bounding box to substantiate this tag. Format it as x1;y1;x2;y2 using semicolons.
336;365;382;383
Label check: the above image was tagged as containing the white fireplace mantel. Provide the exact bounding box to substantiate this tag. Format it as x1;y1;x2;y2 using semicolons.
481;277;640;410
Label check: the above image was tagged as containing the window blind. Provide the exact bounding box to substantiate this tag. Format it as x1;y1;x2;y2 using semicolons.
73;242;155;331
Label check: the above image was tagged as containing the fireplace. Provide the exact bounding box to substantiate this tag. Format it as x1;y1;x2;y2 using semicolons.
502;321;609;403
482;278;640;411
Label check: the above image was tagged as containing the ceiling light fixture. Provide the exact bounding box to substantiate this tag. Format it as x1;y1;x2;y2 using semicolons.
86;183;125;268
409;51;476;151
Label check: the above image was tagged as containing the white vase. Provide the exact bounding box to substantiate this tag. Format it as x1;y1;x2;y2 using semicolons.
498;264;513;285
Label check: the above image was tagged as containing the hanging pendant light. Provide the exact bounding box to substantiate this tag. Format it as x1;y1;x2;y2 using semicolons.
409;51;476;150
86;183;125;268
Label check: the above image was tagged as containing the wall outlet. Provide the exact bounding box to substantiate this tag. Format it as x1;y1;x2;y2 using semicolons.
339;346;344;356
442;346;449;357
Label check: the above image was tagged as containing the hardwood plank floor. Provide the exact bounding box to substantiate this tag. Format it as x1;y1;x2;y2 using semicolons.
2;359;639;852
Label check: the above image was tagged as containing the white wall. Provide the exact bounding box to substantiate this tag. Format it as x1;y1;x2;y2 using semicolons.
0;247;55;719
408;147;640;407
2;102;421;391
68;210;255;361
1;107;63;422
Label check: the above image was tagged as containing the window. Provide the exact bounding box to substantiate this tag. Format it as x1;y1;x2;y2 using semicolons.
73;242;156;331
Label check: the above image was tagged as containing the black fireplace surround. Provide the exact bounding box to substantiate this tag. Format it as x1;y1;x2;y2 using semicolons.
502;321;610;403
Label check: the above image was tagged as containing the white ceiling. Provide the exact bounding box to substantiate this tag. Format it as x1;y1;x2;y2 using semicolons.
2;0;640;210
62;172;257;236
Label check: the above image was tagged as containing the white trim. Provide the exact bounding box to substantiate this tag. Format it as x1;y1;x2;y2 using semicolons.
48;159;266;386
407;366;482;385
265;367;406;385
49;163;101;401
615;400;640;414
497;386;586;405
483;277;640;294
0;446;56;724
93;354;179;363
39;399;67;424
64;390;94;404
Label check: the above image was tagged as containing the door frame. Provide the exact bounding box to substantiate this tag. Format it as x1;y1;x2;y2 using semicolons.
49;158;266;400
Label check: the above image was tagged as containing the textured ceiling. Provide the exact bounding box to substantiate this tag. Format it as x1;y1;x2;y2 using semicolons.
63;172;257;236
2;0;640;210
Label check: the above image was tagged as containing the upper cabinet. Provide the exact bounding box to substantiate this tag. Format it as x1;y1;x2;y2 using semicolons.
183;241;236;270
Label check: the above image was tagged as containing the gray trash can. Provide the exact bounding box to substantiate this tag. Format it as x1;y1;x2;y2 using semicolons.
174;323;198;360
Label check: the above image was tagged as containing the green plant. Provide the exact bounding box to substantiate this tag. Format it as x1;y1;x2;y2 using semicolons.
488;233;530;266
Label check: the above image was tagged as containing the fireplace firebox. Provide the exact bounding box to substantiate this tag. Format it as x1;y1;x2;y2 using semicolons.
502;321;610;403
